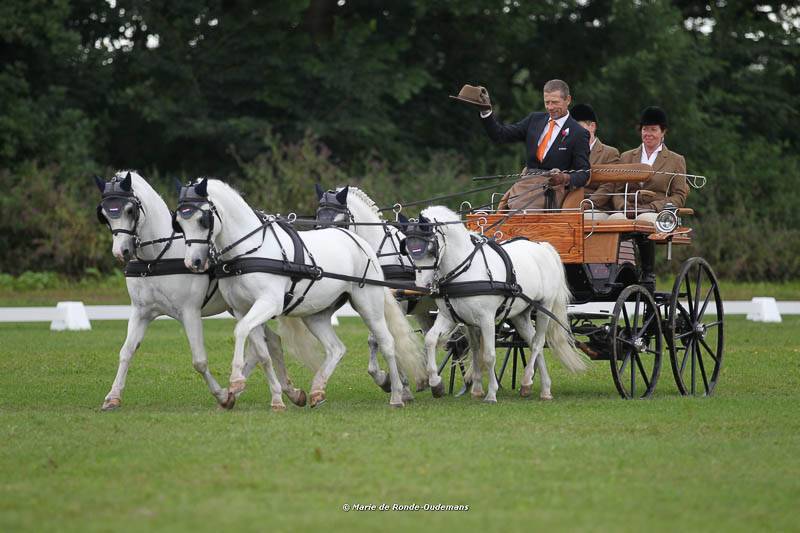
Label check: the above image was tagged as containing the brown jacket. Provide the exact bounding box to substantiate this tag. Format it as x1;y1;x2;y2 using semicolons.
584;139;620;209
593;144;688;214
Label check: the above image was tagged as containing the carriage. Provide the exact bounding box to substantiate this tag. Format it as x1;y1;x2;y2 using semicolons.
434;163;724;399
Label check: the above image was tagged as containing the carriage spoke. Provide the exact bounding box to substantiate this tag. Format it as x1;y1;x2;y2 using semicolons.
691;338;697;394
680;341;691;375
617;337;638;349
639;312;656;336
675;330;694;340
619;350;631;377
684;276;695;318
630;350;636;396
704;320;722;329
634;353;650;390
621;304;631;331
645;348;659;355
694;266;703;321
632;293;641;336
696;347;710;393
699;337;719;363
698;286;715;319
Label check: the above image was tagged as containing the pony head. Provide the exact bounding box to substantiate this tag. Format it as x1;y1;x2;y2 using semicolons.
95;171;141;263
173;177;216;272
315;185;350;224
400;214;439;262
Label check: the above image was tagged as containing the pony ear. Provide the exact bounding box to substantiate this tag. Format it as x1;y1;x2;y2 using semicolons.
194;178;208;197
315;183;325;200
335;186;349;204
397;212;409;232
93;175;106;193
173;178;184;195
120;172;132;191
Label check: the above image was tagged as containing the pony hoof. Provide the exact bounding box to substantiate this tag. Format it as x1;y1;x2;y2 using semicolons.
219;390;237;410
471;390;485;400
483;397;497;404
519;385;533;398
271;403;287;412
401;390;415;402
289;389;307;407
431;382;445;398
415;379;429;392
378;375;392;393
540;392;553;401
389;400;405;408
229;380;246;396
101;398;121;411
310;391;326;408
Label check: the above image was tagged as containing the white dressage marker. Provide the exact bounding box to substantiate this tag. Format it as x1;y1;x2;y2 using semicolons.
50;301;91;331
747;297;782;323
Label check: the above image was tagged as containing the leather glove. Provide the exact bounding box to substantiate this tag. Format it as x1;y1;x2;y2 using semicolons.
547;173;571;188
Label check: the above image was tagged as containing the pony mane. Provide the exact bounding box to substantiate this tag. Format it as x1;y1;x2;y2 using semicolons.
343;186;383;220
420;205;460;223
113;170;164;207
421;205;469;237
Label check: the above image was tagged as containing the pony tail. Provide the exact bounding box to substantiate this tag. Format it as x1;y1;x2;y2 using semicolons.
544;247;588;373
277;317;325;372
382;288;426;379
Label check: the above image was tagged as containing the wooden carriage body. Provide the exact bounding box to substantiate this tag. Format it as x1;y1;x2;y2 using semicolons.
465;164;693;303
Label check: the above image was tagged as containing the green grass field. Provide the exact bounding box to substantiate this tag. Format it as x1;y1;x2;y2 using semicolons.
2;276;800;306
1;316;799;532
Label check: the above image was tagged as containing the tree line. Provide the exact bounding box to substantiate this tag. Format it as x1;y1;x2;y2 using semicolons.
1;0;798;279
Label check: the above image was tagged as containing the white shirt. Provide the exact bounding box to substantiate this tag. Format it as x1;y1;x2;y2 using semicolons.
640;143;663;165
590;138;597;151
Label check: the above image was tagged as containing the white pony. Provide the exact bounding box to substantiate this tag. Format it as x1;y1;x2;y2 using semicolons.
175;178;424;408
95;171;306;410
409;205;587;402
315;185;437;395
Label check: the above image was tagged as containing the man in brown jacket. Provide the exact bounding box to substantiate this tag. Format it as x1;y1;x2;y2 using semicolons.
570;103;620;212
608;106;689;222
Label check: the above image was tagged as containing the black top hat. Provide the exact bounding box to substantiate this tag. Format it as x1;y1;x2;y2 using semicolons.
571;103;597;123
640;106;668;128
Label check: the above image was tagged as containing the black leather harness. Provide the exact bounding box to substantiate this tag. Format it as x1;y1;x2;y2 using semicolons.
436;236;525;326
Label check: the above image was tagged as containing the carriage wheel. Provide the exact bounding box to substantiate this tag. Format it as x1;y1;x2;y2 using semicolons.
610;285;662;399
667;257;724;396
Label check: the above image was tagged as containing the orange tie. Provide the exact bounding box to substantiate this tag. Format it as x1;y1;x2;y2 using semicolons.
536;119;556;162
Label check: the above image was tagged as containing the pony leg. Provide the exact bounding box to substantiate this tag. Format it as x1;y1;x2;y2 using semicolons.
367;332;390;392
180;308;227;405
515;311;552;399
263;325;307;407
412;305;436;391
468;325;485;399
302;310;347;408
423;311;455;397
245;329;285;411
229;298;280;400
479;320;499;403
350;289;405;407
102;308;154;410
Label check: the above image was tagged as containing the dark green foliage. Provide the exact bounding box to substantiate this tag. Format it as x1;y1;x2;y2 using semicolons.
1;0;798;279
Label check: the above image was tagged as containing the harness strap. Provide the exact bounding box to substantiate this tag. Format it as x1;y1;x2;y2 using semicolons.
124;258;207;277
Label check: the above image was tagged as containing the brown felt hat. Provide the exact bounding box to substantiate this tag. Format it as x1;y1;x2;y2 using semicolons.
449;84;491;109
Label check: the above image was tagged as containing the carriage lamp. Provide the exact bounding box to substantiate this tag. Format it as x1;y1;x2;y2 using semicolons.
655;203;679;234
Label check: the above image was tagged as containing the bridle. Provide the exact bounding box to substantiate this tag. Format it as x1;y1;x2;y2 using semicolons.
96;176;184;261
96;185;142;238
172;185;221;261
